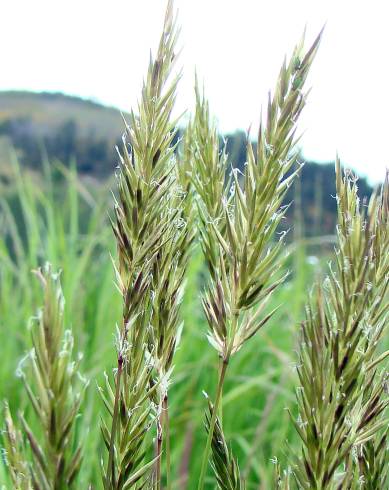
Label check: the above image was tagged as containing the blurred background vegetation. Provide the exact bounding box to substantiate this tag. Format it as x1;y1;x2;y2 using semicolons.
0;90;378;488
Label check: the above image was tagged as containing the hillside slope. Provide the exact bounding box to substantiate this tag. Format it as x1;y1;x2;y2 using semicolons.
0;91;124;139
0;91;125;176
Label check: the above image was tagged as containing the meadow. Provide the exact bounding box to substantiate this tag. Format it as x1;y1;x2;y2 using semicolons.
1;2;387;489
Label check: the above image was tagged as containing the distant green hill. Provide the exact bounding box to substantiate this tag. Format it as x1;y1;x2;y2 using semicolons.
0;90;374;237
0;91;126;176
0;91;124;139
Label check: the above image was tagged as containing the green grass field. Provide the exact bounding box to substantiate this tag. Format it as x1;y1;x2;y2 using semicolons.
0;157;329;489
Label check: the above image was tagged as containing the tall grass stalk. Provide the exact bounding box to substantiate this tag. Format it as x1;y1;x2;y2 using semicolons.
193;30;323;490
2;264;87;489
288;162;389;488
101;1;192;488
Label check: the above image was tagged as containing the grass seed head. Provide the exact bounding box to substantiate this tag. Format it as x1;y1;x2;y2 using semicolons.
289;163;389;488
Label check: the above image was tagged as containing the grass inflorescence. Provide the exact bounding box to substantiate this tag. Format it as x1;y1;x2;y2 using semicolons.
285;163;389;488
3;263;87;489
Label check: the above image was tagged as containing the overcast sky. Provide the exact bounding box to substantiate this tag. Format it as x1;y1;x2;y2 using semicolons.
1;0;388;183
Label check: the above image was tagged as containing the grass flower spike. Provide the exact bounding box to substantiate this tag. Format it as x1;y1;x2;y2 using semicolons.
288;163;389;488
2;263;87;489
102;1;191;488
194;30;322;490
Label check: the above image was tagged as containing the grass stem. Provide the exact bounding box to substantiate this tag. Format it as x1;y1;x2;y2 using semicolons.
164;395;172;490
197;359;229;490
106;356;123;485
156;417;163;490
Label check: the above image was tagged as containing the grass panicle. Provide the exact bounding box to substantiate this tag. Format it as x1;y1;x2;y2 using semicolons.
102;1;192;488
194;30;323;490
3;263;87;489
288;162;389;488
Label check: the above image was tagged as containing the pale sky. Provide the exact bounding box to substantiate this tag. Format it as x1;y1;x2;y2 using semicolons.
1;0;388;183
